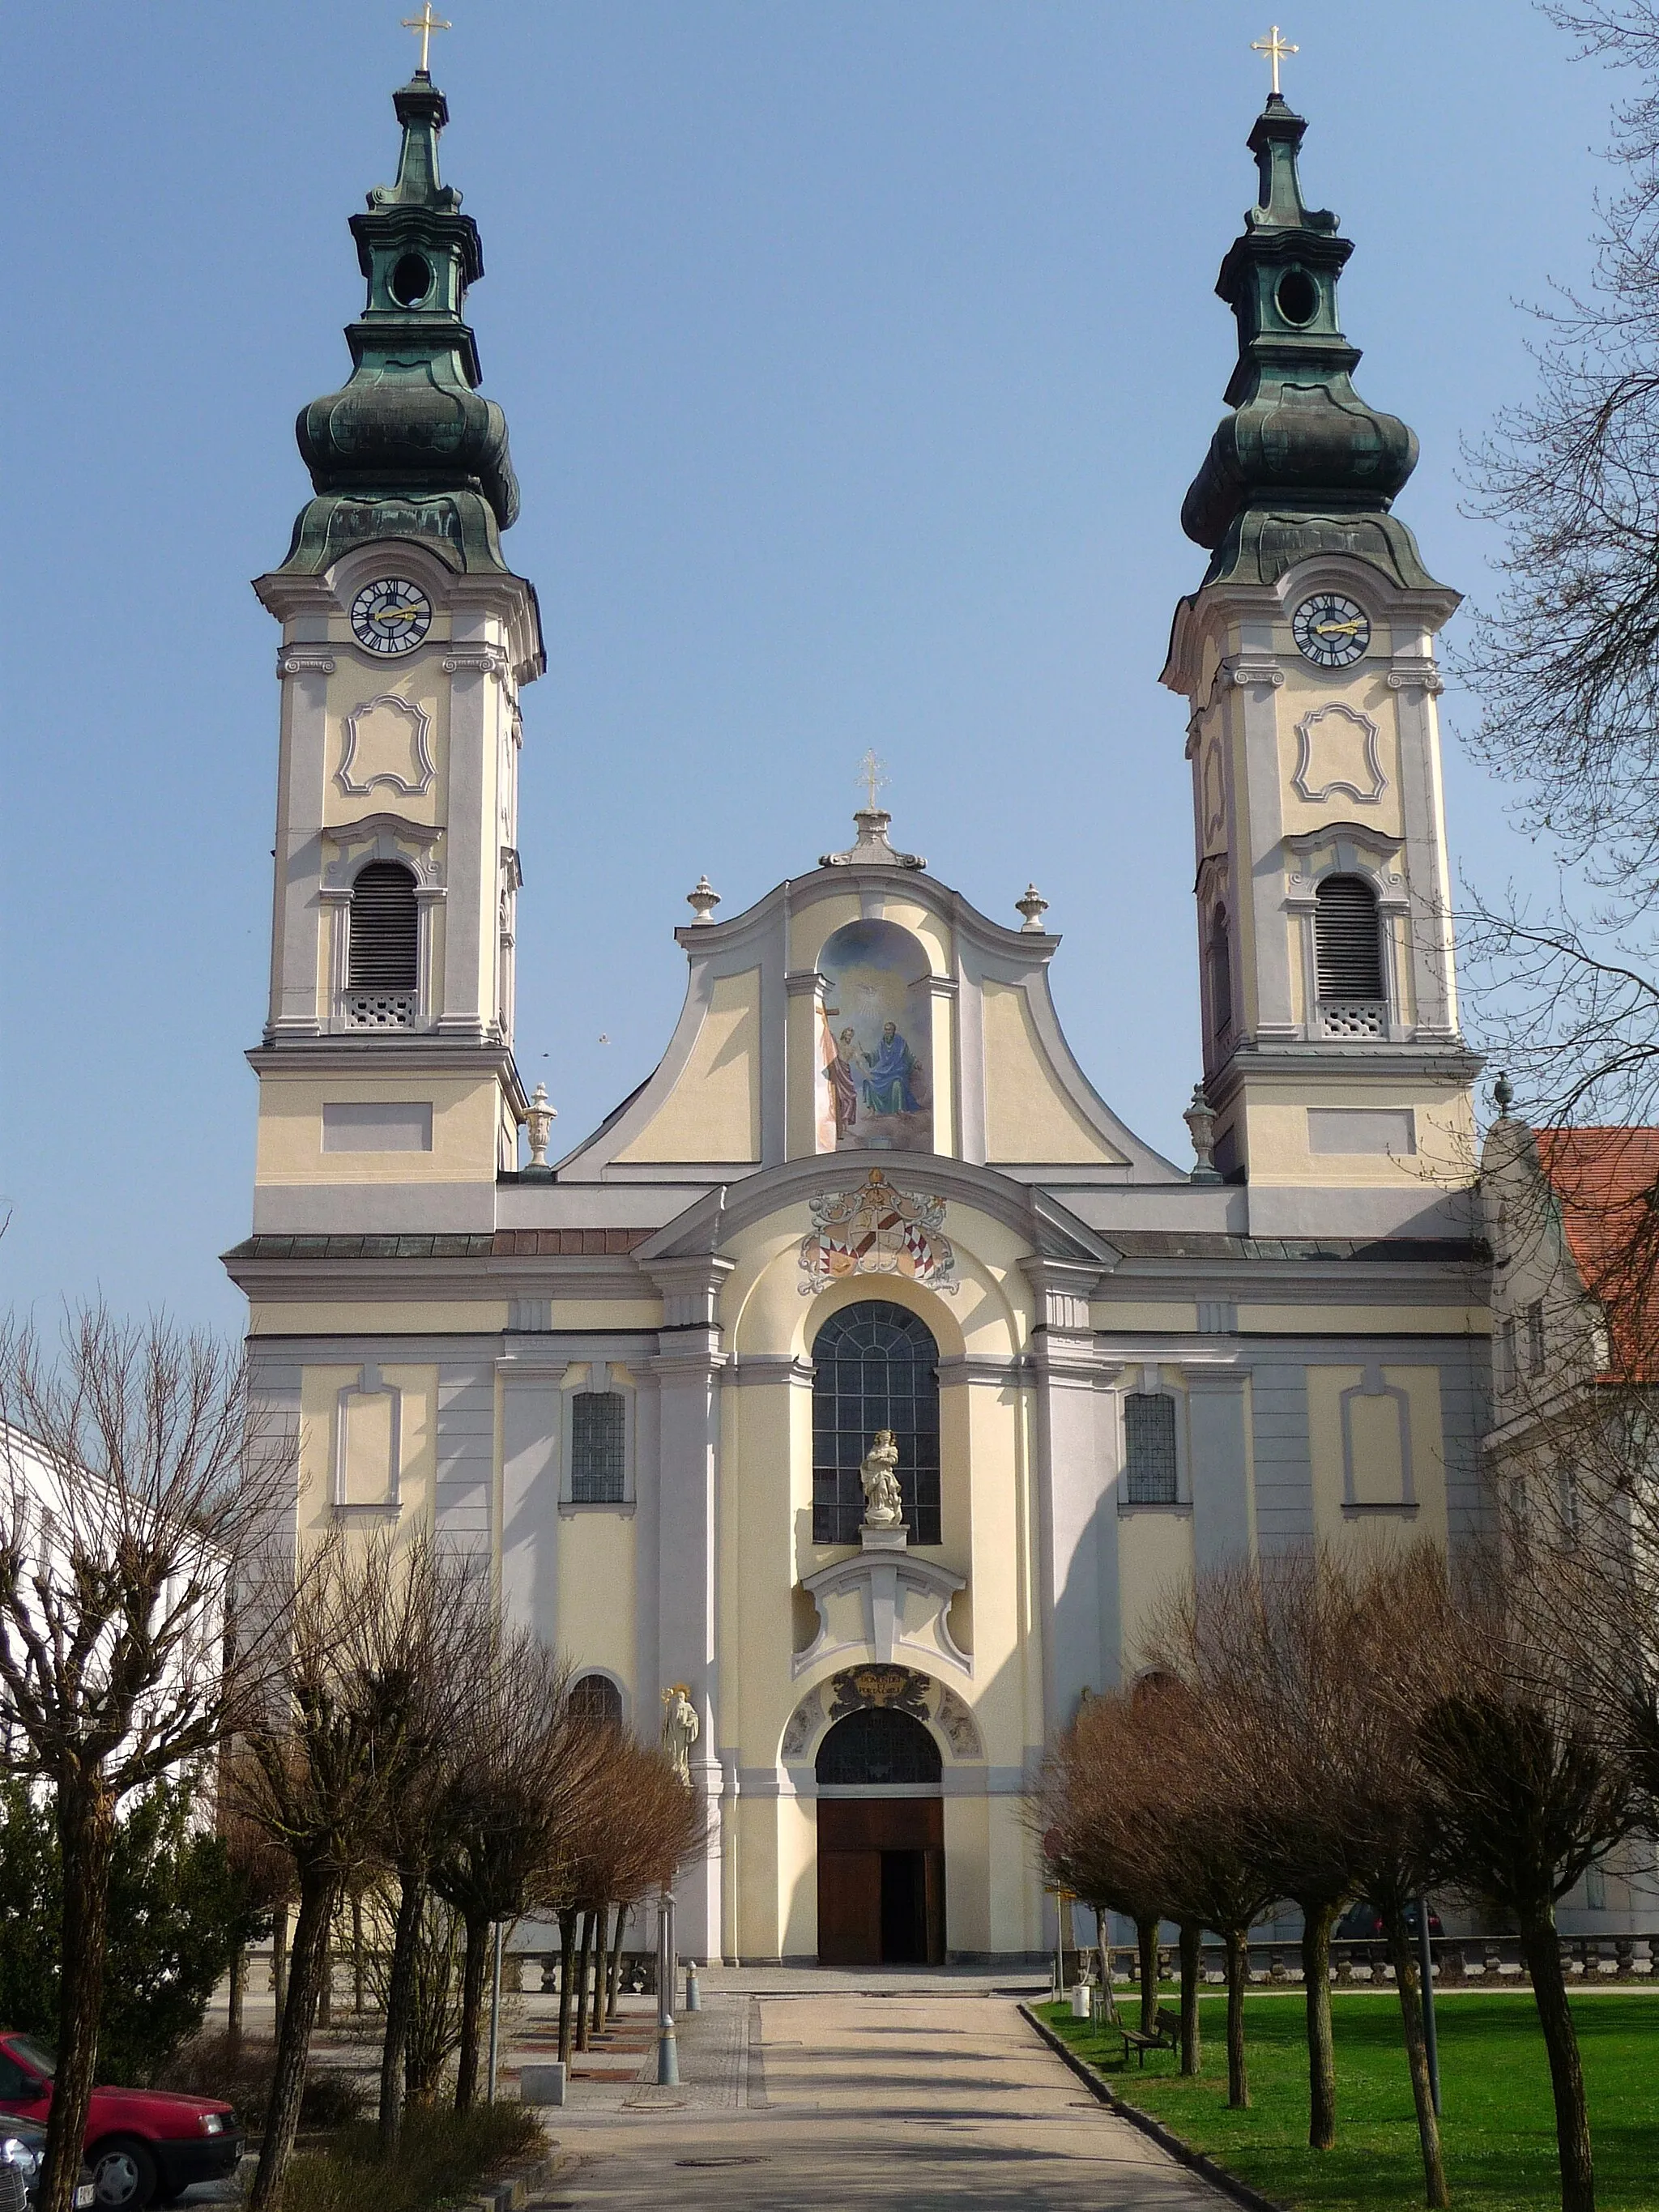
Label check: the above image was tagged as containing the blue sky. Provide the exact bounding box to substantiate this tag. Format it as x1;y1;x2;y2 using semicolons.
0;2;1619;1331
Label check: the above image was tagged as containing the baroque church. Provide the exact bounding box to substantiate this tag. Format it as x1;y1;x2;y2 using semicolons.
226;60;1495;1967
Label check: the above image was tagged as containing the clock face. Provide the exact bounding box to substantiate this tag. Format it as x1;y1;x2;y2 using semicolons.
1292;592;1371;668
350;578;433;656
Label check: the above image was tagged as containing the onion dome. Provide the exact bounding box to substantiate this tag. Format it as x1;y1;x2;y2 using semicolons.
276;70;521;575
1180;95;1440;590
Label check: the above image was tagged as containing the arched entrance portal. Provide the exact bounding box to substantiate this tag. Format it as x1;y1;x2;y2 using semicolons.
815;1708;945;1965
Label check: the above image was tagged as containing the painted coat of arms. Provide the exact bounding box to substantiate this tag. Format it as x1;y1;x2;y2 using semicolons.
798;1169;958;1295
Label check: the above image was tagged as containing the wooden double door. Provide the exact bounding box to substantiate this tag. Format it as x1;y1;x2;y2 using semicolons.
817;1796;945;1965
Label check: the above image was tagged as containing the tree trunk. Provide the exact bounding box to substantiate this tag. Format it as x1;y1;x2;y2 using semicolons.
574;1911;595;2052
377;1869;426;2158
557;1910;578;2066
1300;1899;1338;2151
1136;1916;1160;2034
39;1783;117;2212
454;1910;490;2113
248;1869;339;2212
1384;1907;1449;2210
352;1888;365;2014
1520;1912;1596;2212
1179;1922;1202;2076
272;1900;289;2022
1223;1926;1251;2110
318;1910;333;2028
607;1903;629;2018
228;1944;247;2063
590;1906;609;2040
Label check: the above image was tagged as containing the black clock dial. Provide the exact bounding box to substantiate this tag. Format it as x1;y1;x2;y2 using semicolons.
350;578;433;656
1292;592;1371;668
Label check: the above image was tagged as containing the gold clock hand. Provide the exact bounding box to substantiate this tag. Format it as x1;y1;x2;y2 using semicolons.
1313;620;1366;636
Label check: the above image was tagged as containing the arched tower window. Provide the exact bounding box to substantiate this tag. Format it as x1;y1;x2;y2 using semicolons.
1314;875;1384;1004
815;1707;941;1787
348;862;420;1022
1207;906;1232;1041
569;1673;623;1730
812;1302;940;1546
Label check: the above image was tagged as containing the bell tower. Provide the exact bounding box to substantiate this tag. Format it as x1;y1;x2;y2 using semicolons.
1161;89;1478;1210
249;62;543;1234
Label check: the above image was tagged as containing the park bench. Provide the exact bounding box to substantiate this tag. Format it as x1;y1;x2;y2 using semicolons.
1091;1976;1180;2067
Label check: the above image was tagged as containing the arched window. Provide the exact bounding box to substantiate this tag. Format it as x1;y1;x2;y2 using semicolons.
348;862;420;995
812;1302;940;1545
1123;1394;1179;1506
1208;907;1232;1039
569;1673;623;1729
815;1707;941;1788
1314;875;1384;1003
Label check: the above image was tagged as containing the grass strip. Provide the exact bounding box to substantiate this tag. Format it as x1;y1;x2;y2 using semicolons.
276;2102;545;2212
1036;1992;1659;2212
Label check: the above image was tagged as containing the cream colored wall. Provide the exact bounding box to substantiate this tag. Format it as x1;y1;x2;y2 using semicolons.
1239;1081;1475;1190
1241;1304;1490;1337
982;982;1124;1165
1307;1363;1450;1554
256;1071;503;1186
943;1796;991;1954
778;1796;819;1958
318;656;450;835
249;1300;511;1336
295;1362;437;1553
1091;1302;1201;1333
1273;661;1405;841
1117;1508;1196;1673
615;968;762;1164
789;895;862;972
557;1511;638;1692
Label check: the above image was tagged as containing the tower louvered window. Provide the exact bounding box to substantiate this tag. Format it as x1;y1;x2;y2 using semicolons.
1209;907;1232;1038
348;863;420;990
1314;875;1384;1001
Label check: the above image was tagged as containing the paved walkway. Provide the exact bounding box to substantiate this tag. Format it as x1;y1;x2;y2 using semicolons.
536;1986;1228;2210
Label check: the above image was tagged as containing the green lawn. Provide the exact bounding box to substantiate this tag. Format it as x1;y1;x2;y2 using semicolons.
1036;1992;1659;2212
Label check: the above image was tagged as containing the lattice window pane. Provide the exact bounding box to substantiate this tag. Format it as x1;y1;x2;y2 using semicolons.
569;1673;623;1728
571;1391;626;1504
811;1300;942;1545
1124;1393;1179;1506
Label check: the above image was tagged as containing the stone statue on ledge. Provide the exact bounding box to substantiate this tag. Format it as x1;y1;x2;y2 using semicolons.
661;1684;699;1787
859;1430;905;1530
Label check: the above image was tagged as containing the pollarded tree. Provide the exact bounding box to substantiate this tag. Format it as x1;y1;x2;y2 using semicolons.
0;1310;296;2212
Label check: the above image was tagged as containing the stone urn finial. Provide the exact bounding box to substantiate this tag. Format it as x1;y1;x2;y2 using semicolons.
687;874;720;923
525;1082;557;1170
1493;1070;1514;1118
1183;1083;1222;1184
1016;884;1049;933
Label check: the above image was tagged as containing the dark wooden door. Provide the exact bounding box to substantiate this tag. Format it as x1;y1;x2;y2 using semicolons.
817;1798;945;1964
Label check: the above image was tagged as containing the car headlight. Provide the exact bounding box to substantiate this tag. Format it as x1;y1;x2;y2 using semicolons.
0;2137;40;2176
198;2114;224;2136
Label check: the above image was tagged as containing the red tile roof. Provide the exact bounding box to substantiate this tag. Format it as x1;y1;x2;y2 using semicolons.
1533;1127;1659;1378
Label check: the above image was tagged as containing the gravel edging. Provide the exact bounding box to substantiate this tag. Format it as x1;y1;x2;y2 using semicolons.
1018;2004;1289;2212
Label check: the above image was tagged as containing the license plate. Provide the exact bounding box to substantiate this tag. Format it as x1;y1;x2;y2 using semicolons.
75;2189;96;2210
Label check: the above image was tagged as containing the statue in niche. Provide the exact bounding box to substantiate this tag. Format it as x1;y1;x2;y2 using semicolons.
860;1430;906;1529
661;1684;699;1787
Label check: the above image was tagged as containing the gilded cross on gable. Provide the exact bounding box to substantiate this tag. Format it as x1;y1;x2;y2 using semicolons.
1251;23;1298;97
857;750;889;814
402;1;452;75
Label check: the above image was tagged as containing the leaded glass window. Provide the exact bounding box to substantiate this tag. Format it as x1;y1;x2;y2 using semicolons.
571;1391;626;1504
1124;1393;1179;1506
811;1302;941;1545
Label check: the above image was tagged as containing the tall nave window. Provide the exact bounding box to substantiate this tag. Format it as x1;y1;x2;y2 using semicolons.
812;1302;941;1545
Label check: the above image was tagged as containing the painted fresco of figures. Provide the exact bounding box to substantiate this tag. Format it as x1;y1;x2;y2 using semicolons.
817;918;934;1154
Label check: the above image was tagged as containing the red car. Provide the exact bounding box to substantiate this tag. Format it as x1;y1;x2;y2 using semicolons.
0;2035;242;2210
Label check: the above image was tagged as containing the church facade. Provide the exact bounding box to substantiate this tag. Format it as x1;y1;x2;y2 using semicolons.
226;69;1494;1964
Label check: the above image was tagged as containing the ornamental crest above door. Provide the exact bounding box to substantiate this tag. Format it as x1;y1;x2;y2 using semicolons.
798;1170;958;1296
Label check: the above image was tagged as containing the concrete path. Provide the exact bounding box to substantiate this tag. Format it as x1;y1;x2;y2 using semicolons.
537;1989;1228;2210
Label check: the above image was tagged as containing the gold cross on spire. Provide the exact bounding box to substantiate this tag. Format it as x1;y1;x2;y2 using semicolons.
1251;23;1298;97
402;2;452;75
857;750;889;814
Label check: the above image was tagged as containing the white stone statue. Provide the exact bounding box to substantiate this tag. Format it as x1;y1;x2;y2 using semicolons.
859;1430;905;1529
661;1683;700;1786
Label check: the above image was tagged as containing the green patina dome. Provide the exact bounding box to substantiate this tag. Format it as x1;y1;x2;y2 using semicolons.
277;73;521;576
1181;96;1439;591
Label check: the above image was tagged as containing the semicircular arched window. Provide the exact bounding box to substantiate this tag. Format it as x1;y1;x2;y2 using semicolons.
815;1706;941;1787
568;1673;624;1730
812;1301;940;1546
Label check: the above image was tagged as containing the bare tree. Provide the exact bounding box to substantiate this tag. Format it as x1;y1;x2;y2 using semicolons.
236;1536;434;2212
1418;1547;1641;2212
0;1310;293;2212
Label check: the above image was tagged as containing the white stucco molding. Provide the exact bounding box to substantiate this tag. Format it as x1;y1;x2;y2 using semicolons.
276;648;337;679
795;1549;970;1681
319;812;445;895
337;693;436;799
1292;702;1386;806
